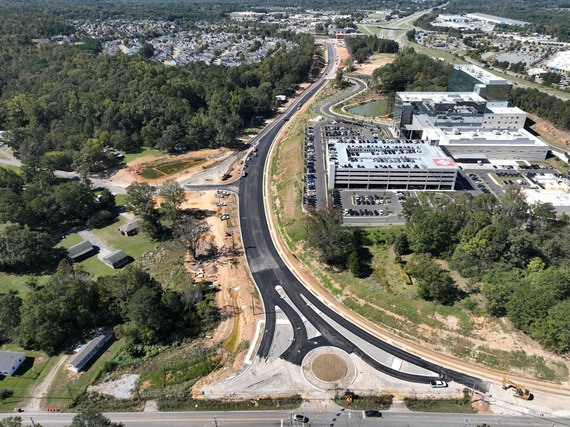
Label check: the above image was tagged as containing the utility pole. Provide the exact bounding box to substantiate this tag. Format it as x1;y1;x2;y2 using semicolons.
214;416;218;427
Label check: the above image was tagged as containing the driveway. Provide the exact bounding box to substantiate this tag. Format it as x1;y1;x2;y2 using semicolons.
78;230;113;259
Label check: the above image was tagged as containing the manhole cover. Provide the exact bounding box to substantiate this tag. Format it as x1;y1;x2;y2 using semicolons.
312;354;347;382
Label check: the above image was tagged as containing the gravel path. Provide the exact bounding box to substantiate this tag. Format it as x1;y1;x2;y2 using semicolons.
20;354;68;412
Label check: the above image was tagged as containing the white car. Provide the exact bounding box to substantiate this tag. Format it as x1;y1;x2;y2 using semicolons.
430;380;448;388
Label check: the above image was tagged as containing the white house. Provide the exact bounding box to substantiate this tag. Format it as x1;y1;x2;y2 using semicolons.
67;331;113;373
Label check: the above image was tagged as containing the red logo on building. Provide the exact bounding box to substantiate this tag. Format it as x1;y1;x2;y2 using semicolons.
433;158;455;167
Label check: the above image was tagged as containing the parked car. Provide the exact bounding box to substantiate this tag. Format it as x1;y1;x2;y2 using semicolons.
430;380;448;388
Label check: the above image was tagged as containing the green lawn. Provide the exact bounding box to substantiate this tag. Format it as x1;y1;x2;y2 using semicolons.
0;165;22;174
123;148;165;163
0;272;49;296
44;339;124;409
0;344;58;413
57;216;158;278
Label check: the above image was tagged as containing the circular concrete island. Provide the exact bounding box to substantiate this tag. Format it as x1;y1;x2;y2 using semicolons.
302;347;357;390
312;354;347;382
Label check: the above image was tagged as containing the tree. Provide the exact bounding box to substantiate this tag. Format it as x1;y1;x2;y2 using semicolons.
70;411;124;427
17;273;97;354
0;389;14;403
125;182;161;239
174;216;210;260
532;300;570;353
305;209;355;269
0;292;22;343
393;233;409;256
0;223;60;273
406;253;459;305
334;68;345;88
347;251;364;278
159;180;186;222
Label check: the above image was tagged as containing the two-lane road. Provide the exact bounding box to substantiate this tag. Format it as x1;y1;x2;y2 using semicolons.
238;42;487;391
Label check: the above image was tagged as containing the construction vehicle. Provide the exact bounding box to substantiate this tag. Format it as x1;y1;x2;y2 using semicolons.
502;378;531;400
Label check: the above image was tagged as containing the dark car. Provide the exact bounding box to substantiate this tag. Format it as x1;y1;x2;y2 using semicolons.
292;414;309;423
364;410;382;418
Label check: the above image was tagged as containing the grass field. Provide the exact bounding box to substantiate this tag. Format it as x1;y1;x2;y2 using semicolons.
0;344;58;413
44;339;124;409
141;158;206;179
123;148;165;163
0;272;49;296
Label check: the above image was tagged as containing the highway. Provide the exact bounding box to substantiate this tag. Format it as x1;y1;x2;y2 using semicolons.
6;409;570;427
238;41;487;391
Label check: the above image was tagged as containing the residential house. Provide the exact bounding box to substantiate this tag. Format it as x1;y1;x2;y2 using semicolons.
102;250;130;269
67;331;113;373
0;351;26;376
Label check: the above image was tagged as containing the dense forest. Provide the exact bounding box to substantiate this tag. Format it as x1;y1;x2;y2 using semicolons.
400;190;570;353
0;9;317;172
306;191;570;354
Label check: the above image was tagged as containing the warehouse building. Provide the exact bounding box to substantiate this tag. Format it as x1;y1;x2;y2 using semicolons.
326;139;458;190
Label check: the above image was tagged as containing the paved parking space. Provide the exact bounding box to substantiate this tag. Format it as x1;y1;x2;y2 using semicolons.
340;189;407;226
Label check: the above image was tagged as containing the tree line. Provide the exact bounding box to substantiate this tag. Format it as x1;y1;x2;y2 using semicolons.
345;35;399;64
509;88;570;131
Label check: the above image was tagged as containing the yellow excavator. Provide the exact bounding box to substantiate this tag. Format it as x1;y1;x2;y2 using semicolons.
502;378;531;400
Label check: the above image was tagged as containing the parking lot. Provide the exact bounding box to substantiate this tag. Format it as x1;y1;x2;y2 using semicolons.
340;190;407;226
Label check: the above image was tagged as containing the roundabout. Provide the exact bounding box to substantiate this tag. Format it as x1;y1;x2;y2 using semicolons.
302;347;357;391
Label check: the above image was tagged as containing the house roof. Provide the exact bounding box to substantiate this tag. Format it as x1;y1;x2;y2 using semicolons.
118;219;141;233
103;250;128;265
68;331;113;369
66;240;95;259
0;351;25;373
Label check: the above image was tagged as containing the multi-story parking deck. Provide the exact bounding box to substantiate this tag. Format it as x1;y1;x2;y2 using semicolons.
326;136;458;190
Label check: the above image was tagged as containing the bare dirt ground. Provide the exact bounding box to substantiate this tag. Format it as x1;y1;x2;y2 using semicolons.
93;148;260;396
335;43;350;68
111;148;234;188
353;53;397;75
527;114;570;150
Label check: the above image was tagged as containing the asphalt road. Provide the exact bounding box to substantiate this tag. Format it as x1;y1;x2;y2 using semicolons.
238;42;488;392
6;410;569;427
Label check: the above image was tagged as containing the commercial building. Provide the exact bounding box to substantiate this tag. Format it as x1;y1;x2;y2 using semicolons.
326;139;458;190
395;92;528;136
422;127;549;162
464;13;530;27
546;50;570;73
393;65;549;162
448;65;512;101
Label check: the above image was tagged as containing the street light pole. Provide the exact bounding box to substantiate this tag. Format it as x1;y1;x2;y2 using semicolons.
214;415;218;427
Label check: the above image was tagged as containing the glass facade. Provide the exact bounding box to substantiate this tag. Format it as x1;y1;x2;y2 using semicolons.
448;67;511;101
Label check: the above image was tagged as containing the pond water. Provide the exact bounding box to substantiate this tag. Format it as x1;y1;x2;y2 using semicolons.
348;99;390;117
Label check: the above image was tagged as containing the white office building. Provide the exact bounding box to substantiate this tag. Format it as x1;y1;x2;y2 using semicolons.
422;127;549;161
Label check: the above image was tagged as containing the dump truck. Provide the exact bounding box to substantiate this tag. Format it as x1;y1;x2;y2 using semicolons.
502;377;531;400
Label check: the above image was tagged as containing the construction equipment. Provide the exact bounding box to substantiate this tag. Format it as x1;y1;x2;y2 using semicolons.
502;377;531;400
